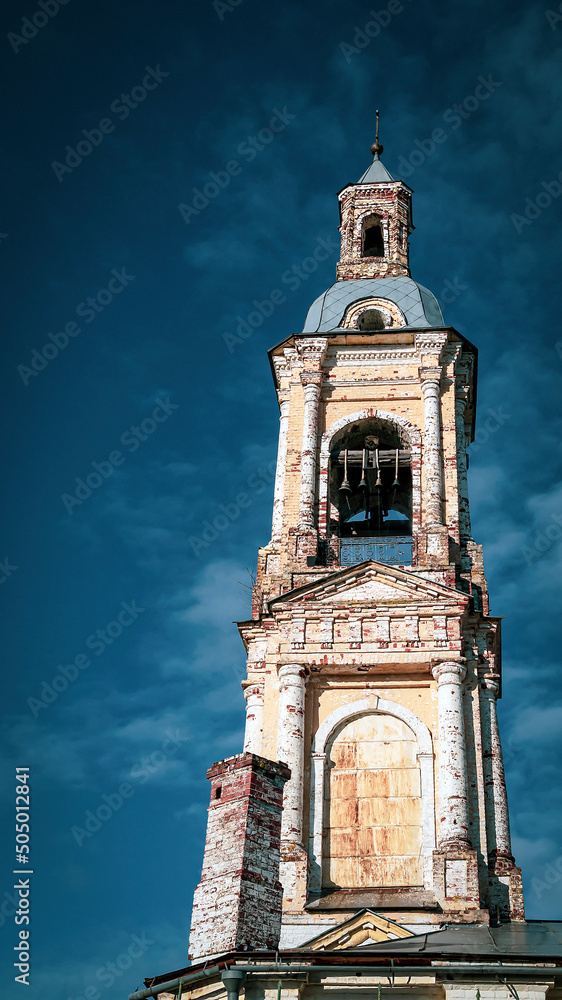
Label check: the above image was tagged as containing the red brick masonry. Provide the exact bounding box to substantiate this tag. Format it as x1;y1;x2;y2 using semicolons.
188;753;291;960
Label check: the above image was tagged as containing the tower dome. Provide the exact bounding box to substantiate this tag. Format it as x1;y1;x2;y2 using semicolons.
303;276;444;332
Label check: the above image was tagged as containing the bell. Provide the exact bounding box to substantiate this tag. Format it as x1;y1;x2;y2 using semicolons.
392;448;400;489
358;448;368;494
339;449;352;495
374;449;383;489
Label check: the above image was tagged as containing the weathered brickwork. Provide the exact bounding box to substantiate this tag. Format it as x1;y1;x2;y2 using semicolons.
188;754;290;960
336;181;412;281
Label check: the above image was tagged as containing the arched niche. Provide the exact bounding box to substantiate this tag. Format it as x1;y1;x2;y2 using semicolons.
308;697;435;894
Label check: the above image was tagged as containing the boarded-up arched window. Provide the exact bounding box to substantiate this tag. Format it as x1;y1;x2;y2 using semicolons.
323;713;423;889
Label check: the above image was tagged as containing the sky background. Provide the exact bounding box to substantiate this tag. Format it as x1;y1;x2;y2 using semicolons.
1;0;562;996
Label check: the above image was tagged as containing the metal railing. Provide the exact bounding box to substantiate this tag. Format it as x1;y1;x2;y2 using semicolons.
340;535;413;567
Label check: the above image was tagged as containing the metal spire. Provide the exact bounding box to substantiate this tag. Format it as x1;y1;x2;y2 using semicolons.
370;110;384;160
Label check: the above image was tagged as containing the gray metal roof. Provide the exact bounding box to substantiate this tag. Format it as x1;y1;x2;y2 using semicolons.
356;922;562;958
302;277;444;333
357;155;395;184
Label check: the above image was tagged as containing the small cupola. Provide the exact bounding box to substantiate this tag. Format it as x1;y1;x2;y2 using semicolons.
336;113;414;282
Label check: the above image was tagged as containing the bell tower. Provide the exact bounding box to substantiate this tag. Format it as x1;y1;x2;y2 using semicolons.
187;125;524;963
336;114;413;281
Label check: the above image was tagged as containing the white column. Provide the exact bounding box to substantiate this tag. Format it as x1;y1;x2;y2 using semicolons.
271;399;290;543
420;368;444;526
455;392;472;543
277;663;307;843
243;682;264;755
480;674;513;860
432;659;470;847
298;381;321;529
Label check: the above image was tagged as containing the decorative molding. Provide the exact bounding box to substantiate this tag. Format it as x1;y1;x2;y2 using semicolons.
325;348;418;363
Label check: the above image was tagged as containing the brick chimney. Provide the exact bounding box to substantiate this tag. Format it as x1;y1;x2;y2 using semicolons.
188;753;290;961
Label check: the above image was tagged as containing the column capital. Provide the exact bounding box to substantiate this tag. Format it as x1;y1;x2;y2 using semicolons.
278;662;308;684
419;366;442;388
432;658;467;684
242;680;264;703
301;377;322;397
455;384;470;408
479;672;500;697
278;398;290;416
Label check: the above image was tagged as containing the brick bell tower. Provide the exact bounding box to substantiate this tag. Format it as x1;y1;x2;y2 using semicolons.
186;123;524;965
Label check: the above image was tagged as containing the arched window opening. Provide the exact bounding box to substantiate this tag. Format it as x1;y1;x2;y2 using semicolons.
329;418;413;565
362;217;385;258
323;713;423;890
357;308;385;332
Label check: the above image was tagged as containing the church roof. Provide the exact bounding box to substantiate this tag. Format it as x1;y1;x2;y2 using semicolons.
357;155;394;184
353;920;562;959
302;276;444;332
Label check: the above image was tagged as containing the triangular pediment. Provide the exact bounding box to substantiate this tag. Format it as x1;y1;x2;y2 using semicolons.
300;909;414;951
270;560;464;610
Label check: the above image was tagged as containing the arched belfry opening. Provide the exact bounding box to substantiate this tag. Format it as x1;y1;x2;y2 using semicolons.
361;215;385;258
329;417;413;566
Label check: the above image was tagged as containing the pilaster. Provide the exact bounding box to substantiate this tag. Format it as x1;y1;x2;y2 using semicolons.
479;670;525;921
271;399;290;544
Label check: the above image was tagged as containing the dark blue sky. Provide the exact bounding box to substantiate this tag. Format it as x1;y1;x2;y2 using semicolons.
1;0;562;996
